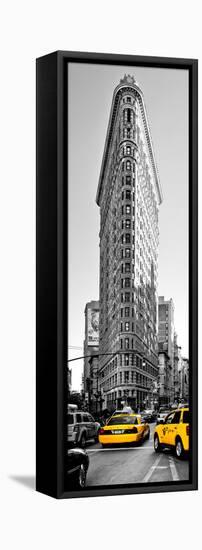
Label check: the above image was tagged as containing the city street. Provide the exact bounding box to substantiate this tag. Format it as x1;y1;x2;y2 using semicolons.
85;424;189;486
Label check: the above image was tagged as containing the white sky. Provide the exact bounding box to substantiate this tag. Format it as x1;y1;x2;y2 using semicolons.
68;63;188;391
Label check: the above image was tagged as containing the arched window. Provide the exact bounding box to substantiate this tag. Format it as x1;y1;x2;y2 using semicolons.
125;248;131;258
125;338;129;349
123;109;127;123
123;108;133;124
126;160;131;171
126;175;131;185
127;109;131;122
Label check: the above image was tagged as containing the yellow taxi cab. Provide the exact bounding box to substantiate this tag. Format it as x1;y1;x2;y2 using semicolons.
153;407;189;458
98;413;150;447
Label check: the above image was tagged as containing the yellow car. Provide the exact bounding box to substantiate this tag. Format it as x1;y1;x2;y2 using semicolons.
98;414;150;446
154;407;189;458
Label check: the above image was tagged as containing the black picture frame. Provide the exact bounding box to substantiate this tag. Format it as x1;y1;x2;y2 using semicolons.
36;51;198;499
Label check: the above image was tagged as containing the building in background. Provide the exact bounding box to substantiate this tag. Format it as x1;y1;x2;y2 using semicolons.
83;300;99;411
96;75;162;413
173;332;182;403
158;296;174;402
158;349;172;405
88;354;104;414
67;367;72;393
178;357;189;403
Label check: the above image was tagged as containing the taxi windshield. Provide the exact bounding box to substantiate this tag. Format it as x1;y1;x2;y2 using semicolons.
108;416;138;425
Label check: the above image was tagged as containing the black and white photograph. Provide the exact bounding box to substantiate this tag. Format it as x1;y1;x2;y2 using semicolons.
1;0;201;545
66;62;191;491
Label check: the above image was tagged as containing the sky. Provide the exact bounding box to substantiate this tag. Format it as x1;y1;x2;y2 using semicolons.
68;63;188;391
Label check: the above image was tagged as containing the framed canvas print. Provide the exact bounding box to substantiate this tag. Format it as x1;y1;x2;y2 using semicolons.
36;51;198;499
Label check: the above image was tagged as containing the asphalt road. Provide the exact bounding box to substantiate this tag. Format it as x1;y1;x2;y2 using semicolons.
85;424;189;486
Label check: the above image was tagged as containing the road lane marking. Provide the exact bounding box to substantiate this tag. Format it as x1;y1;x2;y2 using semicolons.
142;454;162;482
153;466;168;469
169;456;180;481
87;446;154;453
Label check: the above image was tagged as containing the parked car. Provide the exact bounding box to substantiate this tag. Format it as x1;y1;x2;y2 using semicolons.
66;448;89;489
140;409;157;423
154;407;189;458
151;410;158;421
156;406;170;424
98;414;150;447
67;410;100;447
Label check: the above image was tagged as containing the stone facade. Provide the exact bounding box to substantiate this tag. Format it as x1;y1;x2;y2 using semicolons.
173;331;182;402
83;300;99;410
158;351;172;405
96;75;162;412
178;357;189;403
158;296;175;402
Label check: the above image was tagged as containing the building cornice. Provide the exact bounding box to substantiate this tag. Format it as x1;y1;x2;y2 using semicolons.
96;78;163;207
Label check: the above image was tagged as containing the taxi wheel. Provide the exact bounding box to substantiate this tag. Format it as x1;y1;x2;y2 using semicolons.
175;437;184;459
154;434;161;453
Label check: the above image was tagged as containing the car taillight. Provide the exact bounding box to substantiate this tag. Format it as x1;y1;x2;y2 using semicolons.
186;425;189;436
99;428;105;435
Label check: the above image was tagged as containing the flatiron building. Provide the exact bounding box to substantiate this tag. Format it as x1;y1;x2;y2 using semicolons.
96;75;163;412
